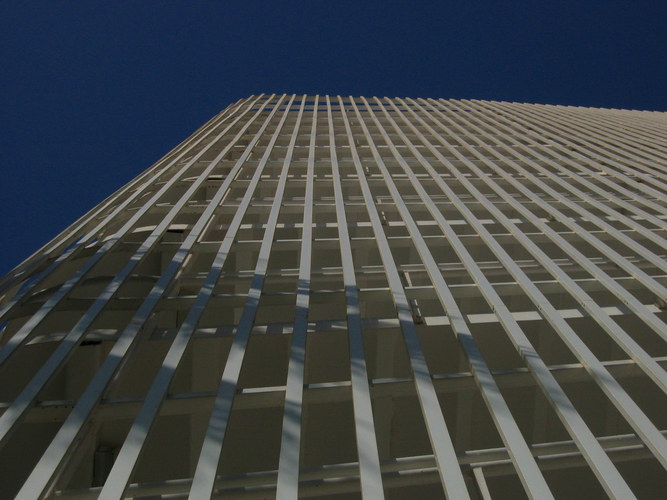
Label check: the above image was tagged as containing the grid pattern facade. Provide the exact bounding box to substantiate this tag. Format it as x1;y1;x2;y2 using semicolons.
0;95;665;499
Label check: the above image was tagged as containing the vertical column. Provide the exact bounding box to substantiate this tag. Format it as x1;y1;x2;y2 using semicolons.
276;95;318;499
326;96;384;499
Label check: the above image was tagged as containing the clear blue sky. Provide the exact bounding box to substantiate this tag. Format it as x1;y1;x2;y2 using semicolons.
1;1;666;276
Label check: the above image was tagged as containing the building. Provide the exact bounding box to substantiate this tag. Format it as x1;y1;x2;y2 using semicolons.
0;95;665;499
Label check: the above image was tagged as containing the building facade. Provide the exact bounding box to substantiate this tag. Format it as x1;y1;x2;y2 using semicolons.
0;95;665;499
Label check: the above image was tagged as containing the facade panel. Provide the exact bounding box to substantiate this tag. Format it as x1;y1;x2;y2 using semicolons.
0;95;665;499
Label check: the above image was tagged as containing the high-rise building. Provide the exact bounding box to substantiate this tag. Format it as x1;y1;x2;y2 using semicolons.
0;95;665;499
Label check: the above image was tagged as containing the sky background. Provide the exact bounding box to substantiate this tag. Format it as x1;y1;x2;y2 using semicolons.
1;1;666;276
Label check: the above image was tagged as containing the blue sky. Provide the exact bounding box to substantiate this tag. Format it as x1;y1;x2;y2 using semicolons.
1;1;666;276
